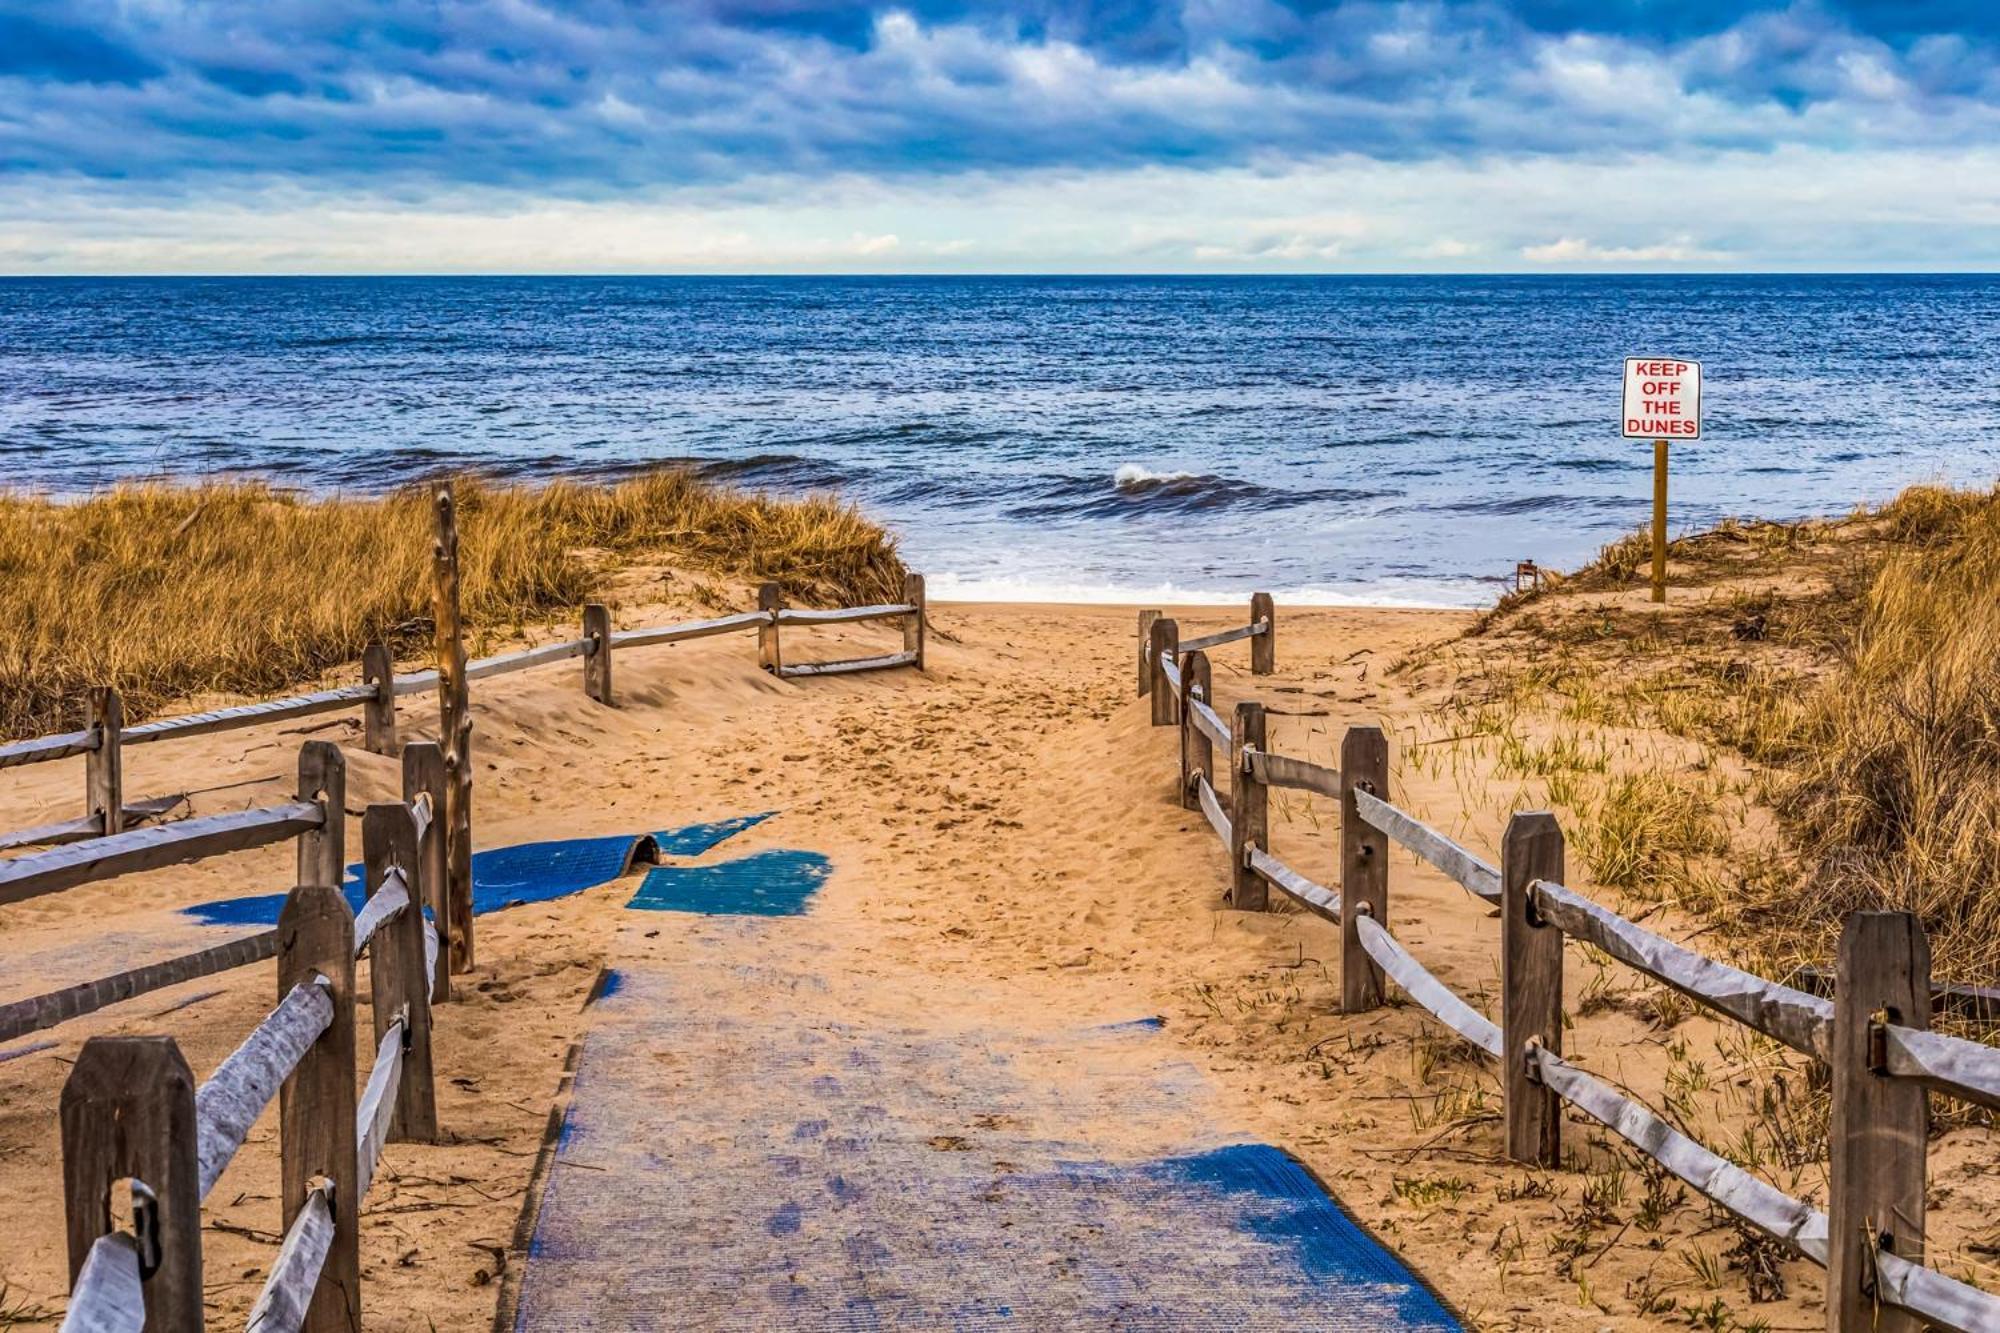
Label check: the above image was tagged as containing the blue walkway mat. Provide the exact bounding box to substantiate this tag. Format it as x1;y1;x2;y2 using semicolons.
628;849;832;916
184;812;774;928
513;960;1461;1331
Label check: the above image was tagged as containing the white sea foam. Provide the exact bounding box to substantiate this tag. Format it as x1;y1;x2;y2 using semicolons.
1112;463;1199;488
925;571;1489;610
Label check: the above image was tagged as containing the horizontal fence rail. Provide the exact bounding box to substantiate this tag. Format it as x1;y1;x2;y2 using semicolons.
1139;612;2000;1333
0;801;323;908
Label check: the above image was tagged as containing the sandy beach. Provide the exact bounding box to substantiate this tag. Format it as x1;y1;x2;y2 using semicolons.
3;572;1995;1330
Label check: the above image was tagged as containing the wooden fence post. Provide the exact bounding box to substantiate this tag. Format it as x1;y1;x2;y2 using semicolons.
86;686;124;837
1502;812;1564;1168
363;804;438;1143
361;642;397;757
1231;702;1268;910
279;881;359;1333
61;1037;203;1333
582;604;613;705
1828;911;1930;1333
1148;618;1179;727
1178;650;1212;811
758;583;782;674
1340;726;1389;1011
1137;610;1161;696
903;572;926;671
402;742;450;1005
297;741;346;891
431;484;474;975
1250;592;1275;675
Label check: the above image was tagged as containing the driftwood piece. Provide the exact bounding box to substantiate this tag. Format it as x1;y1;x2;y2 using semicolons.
1246;748;1342;801
194;978;334;1199
1339;727;1388;1013
278;882;358;1333
1196;775;1232;850
1353;789;1500;903
1502;813;1564;1168
1247;846;1338;924
1530;878;1832;1060
0;802;322;908
1354;914;1500;1056
0;931;279;1045
0;726;96;771
1230;703;1268;910
778;651;919;678
59;1231;146;1333
244;1183;335;1333
610;608;773;652
61;1037;203;1332
87;688;124;837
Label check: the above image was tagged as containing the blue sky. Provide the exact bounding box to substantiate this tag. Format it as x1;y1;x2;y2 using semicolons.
2;1;1997;272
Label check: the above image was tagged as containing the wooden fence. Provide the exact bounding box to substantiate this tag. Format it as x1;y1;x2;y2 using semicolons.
1141;609;2000;1333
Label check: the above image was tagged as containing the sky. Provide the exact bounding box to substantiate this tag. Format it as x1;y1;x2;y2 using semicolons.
2;1;1998;273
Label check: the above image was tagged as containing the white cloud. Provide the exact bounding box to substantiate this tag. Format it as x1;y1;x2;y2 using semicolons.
1521;235;1733;265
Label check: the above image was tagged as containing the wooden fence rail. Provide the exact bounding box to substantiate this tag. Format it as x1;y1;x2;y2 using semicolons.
1151;638;2000;1333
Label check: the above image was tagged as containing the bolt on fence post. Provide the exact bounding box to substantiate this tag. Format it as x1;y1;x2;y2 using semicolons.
1828;910;1930;1333
1231;701;1268;910
279;881;359;1333
402;741;450;1005
1137;609;1161;697
361;642;397;756
1339;726;1389;1011
1250;592;1275;675
1178;650;1212;812
297;741;346;891
582;603;613;705
61;1036;203;1333
86;686;124;837
903;572;927;671
758;583;783;674
363;804;437;1143
1148;617;1180;727
1502;812;1565;1168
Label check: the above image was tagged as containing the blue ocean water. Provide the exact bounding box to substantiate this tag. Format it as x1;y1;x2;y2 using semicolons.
3;275;1996;606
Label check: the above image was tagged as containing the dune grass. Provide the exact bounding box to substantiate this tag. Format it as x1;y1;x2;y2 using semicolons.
0;471;904;738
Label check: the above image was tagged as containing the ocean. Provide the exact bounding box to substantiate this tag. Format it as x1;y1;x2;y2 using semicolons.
3;274;1997;607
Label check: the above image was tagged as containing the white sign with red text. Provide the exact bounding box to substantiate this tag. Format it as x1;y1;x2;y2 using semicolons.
1622;357;1701;440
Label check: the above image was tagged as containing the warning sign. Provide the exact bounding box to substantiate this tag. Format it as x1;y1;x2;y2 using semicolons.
1622;358;1701;439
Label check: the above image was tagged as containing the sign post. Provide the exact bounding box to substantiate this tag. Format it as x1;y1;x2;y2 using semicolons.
1622;358;1701;603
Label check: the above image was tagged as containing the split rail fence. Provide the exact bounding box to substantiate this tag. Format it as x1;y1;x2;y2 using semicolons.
1141;602;2000;1333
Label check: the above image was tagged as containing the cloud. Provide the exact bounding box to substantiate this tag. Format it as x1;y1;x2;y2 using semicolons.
1521;235;1733;264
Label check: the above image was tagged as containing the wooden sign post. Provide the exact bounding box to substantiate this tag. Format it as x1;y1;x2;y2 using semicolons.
1622;357;1701;604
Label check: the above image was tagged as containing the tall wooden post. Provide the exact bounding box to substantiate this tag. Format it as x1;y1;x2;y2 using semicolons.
1250;592;1275;675
902;572;926;671
1137;609;1161;696
582;604;613;705
1339;726;1389;1011
297;741;346;891
1178;650;1212;811
757;583;782;674
61;1037;203;1333
402;742;450;1005
363;803;438;1143
1502;812;1565;1168
279;881;359;1333
85;686;124;837
1230;702;1268;910
1148;618;1179;727
431;484;474;975
1651;439;1669;604
360;642;397;756
1828;911;1929;1333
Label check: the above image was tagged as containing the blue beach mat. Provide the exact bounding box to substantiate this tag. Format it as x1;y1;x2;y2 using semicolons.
184;812;775;928
627;849;832;916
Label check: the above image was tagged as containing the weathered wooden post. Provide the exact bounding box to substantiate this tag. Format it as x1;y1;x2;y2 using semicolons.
431;484;474;974
582;603;613;705
360;642;397;756
61;1037;203;1332
1828;911;1929;1333
903;572;926;671
1178;649;1212;811
1231;702;1268;910
1250;592;1275;675
1501;812;1565;1168
1339;726;1389;1011
297;741;346;892
1148;618;1180;727
758;583;783;674
86;686;124;837
402;742;449;1005
363;804;438;1143
279;881;359;1333
1137;609;1161;696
